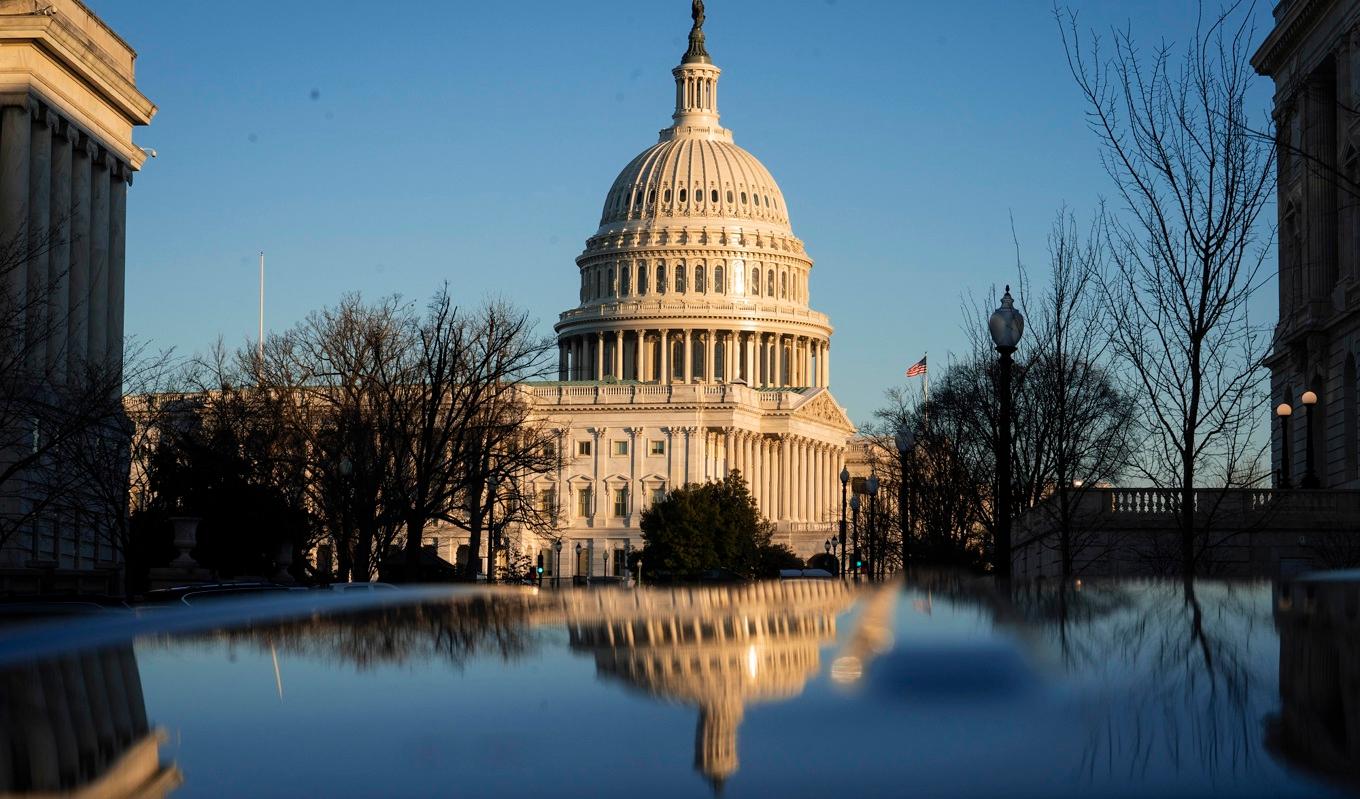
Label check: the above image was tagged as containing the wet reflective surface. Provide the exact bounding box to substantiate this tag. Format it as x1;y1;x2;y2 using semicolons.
1;576;1357;798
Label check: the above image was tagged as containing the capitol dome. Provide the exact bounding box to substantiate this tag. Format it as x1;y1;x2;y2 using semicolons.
555;7;833;392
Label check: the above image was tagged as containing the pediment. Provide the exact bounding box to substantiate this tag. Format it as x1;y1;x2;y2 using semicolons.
793;390;856;431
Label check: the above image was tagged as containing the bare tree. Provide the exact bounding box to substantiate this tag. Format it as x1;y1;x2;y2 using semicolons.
1059;2;1275;577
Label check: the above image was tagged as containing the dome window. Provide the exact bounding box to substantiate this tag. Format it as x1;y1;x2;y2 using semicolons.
751;267;760;296
740;192;748;204
620;267;629;296
656;264;666;294
714;265;725;293
679;188;687;203
711;189;719;203
676;265;686;293
767;270;775;296
695;266;706;293
638;265;648;295
780;271;787;299
634;190;642;207
648;189;656;205
664;188;672;203
726;190;733;204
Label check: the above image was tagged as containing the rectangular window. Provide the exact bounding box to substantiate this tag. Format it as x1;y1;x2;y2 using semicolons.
577;487;593;517
612;440;629;457
649;440;666;456
577;440;592;457
613;548;627;577
539;488;557;515
651;488;666;506
614;488;629;517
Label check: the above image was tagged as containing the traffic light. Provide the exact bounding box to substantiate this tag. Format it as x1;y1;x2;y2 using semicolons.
536;566;544;575
853;550;863;570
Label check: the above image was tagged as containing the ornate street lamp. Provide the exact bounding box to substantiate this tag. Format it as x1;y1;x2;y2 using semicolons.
575;541;584;585
866;473;880;581
1275;402;1292;489
839;466;850;579
989;285;1024;579
1301;390;1320;489
895;426;915;576
553;539;563;588
849;494;862;582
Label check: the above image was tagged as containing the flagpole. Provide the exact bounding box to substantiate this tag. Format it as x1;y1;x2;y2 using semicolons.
258;250;265;366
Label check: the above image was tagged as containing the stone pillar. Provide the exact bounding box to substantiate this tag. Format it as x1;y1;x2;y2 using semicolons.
590;427;604;525
633;330;644;381
68;135;92;374
823;341;831;387
798;439;809;521
1;103;31;359
664;426;676;488
88;151;110;363
723;427;735;478
26;106;51;375
705;328;716;382
756;436;768;516
683;426;695;485
661;330;671;385
777;435;790;522
744;333;754;384
558;341;567;380
614;330;624;378
595;331;605;380
683;329;694;383
46;120;71;383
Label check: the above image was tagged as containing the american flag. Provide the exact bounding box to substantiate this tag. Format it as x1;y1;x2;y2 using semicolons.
905;355;927;378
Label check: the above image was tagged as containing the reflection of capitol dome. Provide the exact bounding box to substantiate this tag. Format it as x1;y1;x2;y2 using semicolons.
557;581;853;790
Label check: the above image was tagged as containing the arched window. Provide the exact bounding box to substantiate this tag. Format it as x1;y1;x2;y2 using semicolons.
715;265;725;293
711;189;719;203
679;188;687;203
751;267;760;296
695;265;706;293
780;271;787;299
767;270;775;297
656;264;666;294
620;265;630;296
647;189;655;205
607;268;615;296
664;188;672;203
595;269;602;298
726;190;733;203
676;264;686;293
740;191;748;204
638;264;648;295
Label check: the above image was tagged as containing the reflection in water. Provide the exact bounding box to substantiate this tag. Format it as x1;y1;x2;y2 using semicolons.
0;645;180;797
551;582;854;791
1270;576;1360;789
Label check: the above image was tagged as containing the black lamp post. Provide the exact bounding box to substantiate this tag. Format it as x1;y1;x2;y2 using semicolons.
866;474;880;581
1276;402;1292;489
553;539;563;587
1301;390;1320;489
895;426;915;577
989;285;1024;579
824;538;836;573
575;541;585;585
849;495;861;583
486;473;499;583
839;466;850;579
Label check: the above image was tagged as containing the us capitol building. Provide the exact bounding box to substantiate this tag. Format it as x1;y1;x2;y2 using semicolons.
433;5;855;580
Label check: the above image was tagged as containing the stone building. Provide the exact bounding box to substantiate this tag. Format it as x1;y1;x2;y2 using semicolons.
431;9;855;578
0;0;156;591
1255;0;1360;488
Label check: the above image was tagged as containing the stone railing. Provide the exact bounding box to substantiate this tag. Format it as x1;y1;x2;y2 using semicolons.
557;299;830;325
527;382;760;407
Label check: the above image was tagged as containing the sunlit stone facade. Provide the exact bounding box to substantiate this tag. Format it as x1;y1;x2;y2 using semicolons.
436;13;855;578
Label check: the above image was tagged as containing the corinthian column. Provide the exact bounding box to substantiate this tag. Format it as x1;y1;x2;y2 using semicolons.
723;427;735;478
68;135;93;374
661;330;671;385
88;150;110;363
27;105;51;375
1;102;30;361
46;119;70;382
683;329;694;383
595;330;605;380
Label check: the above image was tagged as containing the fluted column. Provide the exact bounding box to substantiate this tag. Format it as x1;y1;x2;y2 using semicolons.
683;329;694;383
661;330;672;384
25;106;51;374
88;151;110;363
41;120;70;381
704;328;715;383
1;102;30;362
798;438;810;521
823;341;831;387
67;135;92;374
633;330;644;381
723;427;735;478
683;426;696;485
594;331;604;380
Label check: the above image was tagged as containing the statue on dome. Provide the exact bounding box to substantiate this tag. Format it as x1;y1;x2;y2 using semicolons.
691;0;705;31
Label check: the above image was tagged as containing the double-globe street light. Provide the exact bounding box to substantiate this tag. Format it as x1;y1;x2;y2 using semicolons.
1276;402;1292;489
866;473;880;581
486;473;500;583
989;285;1024;579
895;426;916;577
849;494;862;582
839;466;850;579
1301;390;1321;489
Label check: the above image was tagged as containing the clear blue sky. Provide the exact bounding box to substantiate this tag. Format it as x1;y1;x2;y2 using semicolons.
86;0;1277;425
